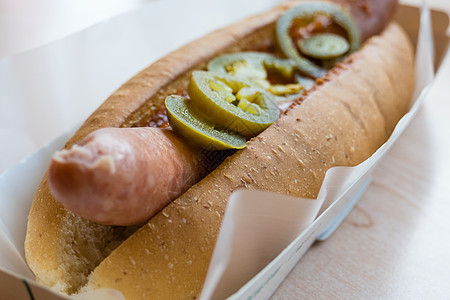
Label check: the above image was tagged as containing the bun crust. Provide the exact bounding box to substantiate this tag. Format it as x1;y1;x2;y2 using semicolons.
24;2;414;298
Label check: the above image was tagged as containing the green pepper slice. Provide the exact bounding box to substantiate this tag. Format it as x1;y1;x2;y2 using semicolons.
208;52;304;98
208;52;296;85
188;71;279;137
298;33;350;59
276;2;360;78
165;95;247;150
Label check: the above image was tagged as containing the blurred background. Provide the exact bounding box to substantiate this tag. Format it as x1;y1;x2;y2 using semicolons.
1;0;448;59
0;0;154;59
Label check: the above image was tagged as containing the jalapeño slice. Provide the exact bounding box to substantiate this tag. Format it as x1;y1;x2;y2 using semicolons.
207;52;303;96
187;71;280;137
298;33;350;59
165;95;247;150
276;2;360;78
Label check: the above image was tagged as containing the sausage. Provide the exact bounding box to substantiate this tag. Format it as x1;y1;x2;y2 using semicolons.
335;0;399;41
48;127;205;225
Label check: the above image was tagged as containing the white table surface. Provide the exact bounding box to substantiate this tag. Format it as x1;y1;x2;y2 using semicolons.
1;0;449;299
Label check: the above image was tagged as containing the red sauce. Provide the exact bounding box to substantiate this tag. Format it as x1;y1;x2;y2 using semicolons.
145;89;188;128
147;105;170;128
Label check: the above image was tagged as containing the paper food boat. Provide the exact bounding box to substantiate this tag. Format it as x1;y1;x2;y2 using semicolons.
0;1;448;299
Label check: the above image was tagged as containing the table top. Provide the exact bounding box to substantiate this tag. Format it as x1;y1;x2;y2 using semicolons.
1;0;449;299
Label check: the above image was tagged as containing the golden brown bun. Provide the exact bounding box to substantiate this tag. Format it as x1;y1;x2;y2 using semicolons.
24;1;414;298
86;23;414;299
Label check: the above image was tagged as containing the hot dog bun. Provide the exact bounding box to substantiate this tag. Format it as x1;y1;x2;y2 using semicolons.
25;1;414;298
86;23;414;300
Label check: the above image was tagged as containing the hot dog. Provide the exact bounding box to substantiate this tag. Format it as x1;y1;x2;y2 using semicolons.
44;0;400;227
24;0;415;298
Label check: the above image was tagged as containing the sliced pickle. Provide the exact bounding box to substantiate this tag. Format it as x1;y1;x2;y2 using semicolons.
165;95;246;150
